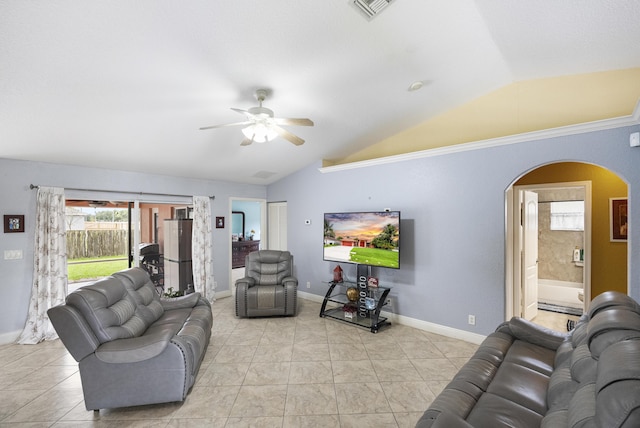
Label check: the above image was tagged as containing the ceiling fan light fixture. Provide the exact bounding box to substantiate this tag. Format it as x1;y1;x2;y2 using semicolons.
242;123;278;143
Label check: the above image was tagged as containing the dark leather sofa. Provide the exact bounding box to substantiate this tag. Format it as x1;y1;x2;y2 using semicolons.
48;267;213;410
416;291;640;427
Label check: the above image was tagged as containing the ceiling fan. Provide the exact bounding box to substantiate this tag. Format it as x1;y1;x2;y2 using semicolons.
200;89;314;146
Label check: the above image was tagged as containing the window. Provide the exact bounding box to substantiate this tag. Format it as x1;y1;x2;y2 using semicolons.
550;201;584;231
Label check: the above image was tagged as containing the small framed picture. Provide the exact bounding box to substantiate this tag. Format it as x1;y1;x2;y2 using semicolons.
4;215;25;233
610;197;628;242
215;216;225;229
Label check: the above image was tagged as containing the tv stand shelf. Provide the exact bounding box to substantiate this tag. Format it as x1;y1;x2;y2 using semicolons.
319;281;391;333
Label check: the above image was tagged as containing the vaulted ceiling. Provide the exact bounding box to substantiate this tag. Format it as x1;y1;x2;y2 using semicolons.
2;1;640;184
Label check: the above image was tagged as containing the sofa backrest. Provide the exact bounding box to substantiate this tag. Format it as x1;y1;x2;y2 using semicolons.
65;276;146;343
244;250;293;286
595;339;640;427
113;267;164;326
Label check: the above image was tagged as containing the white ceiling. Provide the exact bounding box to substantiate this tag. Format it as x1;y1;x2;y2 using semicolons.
2;1;639;184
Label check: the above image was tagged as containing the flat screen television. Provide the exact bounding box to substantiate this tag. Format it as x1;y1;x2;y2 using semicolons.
323;211;400;269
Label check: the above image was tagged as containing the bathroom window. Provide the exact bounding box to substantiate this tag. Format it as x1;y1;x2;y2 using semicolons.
550;201;584;231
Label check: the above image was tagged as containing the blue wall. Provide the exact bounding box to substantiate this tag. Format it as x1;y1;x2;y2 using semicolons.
267;124;640;335
0;158;266;340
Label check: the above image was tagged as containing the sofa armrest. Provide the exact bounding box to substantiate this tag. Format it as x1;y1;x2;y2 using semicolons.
160;292;201;310
497;317;568;351
95;331;173;363
283;276;298;288
48;304;100;362
236;277;256;288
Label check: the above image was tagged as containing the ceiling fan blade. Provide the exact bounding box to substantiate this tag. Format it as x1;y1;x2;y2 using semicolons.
240;137;253;146
274;118;314;127
231;107;251;116
272;125;305;146
199;121;252;130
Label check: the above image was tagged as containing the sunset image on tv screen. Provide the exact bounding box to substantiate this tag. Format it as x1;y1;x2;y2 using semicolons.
323;211;400;269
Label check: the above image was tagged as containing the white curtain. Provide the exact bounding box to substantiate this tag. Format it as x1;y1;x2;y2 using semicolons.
17;187;67;344
192;196;214;301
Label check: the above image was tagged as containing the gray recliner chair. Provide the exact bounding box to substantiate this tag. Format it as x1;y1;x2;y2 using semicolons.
235;250;298;317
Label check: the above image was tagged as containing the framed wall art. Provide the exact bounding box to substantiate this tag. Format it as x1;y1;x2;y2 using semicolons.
610;197;628;242
4;215;25;233
216;216;225;229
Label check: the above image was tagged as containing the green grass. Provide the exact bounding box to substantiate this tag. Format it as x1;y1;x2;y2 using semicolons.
67;256;129;282
349;247;399;268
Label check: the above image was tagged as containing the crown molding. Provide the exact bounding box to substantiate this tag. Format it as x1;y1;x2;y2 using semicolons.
320;99;640;174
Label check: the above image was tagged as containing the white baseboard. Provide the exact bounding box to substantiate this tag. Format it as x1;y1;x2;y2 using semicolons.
298;291;486;345
214;289;232;300
0;330;20;345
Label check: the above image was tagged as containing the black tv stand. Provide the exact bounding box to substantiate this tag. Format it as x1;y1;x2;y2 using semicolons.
319;280;391;333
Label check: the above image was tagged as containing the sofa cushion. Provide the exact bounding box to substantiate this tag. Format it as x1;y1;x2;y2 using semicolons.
547;366;578;410
567;382;596;428
245;250;293;286
588;291;640;318
113;268;164;326
595;339;640;427
66;277;145;342
503;339;555;376
466;393;543;428
486;361;549;415
587;308;640;358
570;344;596;383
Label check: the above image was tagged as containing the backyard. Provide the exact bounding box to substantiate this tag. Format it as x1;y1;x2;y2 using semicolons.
67;256;129;282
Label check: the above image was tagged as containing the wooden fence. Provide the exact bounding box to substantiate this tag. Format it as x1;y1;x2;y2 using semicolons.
67;230;128;259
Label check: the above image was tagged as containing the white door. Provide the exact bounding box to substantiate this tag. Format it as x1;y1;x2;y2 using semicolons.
268;202;287;250
522;190;539;320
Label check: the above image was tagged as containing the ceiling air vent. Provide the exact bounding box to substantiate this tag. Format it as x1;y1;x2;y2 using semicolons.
352;0;395;20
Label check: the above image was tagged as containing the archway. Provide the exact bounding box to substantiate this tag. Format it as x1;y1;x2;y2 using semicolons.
505;161;628;323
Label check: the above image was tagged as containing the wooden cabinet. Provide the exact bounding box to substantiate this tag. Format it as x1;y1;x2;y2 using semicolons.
232;240;260;269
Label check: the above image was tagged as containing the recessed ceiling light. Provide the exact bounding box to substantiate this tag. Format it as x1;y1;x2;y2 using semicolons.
408;81;424;92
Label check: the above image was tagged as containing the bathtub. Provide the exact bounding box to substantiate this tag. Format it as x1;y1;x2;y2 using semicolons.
538;279;584;311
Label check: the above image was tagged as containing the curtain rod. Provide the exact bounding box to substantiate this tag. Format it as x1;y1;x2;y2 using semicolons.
29;184;214;200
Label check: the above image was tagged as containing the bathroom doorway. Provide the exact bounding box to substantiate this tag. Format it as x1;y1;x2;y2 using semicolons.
513;182;590;328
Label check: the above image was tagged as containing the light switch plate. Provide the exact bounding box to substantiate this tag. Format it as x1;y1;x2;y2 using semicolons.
631;132;640;147
4;250;23;260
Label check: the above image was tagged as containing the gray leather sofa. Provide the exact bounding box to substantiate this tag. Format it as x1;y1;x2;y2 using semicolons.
235;250;298;317
416;291;640;427
48;267;213;411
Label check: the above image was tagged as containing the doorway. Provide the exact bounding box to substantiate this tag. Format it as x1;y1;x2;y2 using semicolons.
510;182;591;329
229;198;267;295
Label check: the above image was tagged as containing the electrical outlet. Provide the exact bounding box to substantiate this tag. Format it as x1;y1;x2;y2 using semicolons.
468;315;476;325
306;281;311;289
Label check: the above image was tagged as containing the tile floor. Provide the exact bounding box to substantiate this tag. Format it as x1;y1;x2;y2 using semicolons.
0;297;483;427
